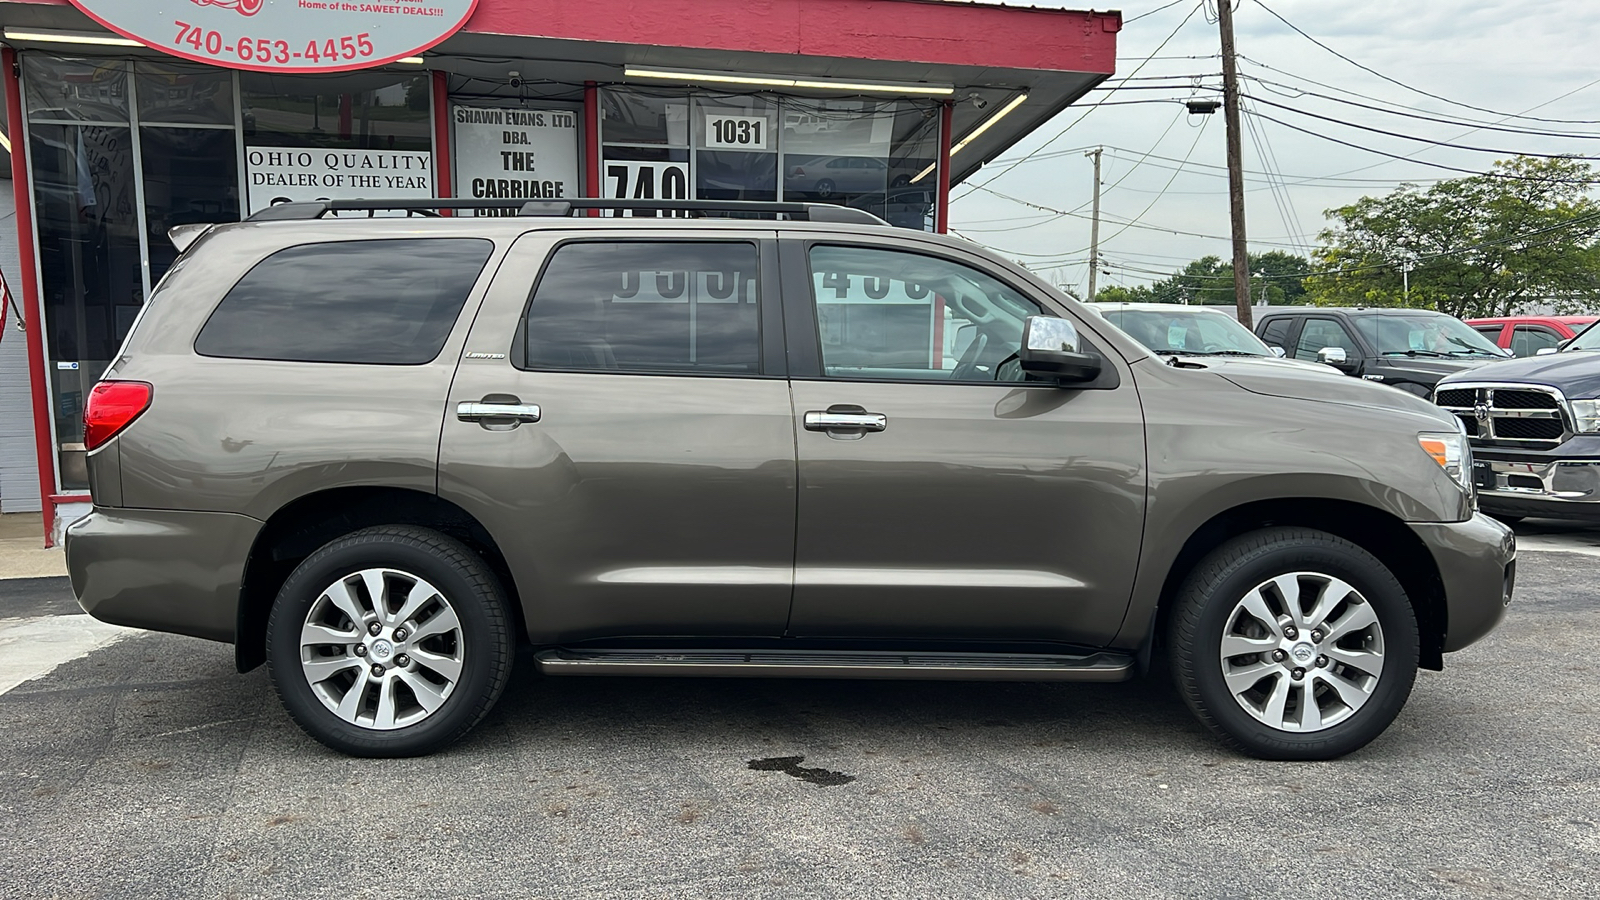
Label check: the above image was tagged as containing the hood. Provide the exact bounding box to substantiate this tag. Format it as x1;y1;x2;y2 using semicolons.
1435;349;1600;398
1374;355;1501;377
1209;357;1457;426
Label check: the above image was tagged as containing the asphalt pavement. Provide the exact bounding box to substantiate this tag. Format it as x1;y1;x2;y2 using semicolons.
1;523;1597;899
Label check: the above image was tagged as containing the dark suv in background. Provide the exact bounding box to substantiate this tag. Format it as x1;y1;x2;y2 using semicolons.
1253;307;1509;396
65;199;1514;762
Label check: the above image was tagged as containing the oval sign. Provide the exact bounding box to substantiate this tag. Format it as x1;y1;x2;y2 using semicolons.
65;0;478;73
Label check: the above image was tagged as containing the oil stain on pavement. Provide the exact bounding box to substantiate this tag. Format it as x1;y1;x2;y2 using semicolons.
746;755;856;786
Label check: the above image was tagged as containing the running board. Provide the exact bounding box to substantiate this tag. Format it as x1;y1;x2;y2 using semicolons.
534;648;1134;682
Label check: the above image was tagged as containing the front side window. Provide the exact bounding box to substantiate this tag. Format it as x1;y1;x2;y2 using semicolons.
520;242;760;375
196;239;493;364
807;245;1044;382
1294;318;1359;362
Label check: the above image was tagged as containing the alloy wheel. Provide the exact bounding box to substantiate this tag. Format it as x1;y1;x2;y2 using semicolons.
1218;572;1386;732
298;567;465;730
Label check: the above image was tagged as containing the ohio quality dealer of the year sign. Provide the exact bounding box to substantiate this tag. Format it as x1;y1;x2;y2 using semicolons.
64;0;478;73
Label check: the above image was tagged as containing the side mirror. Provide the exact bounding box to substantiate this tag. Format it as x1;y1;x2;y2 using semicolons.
1535;347;1559;356
1317;346;1348;366
1269;346;1286;358
1019;316;1102;384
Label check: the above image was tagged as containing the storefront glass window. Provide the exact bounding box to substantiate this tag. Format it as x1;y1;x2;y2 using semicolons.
695;97;777;203
140;127;240;283
136;62;234;125
600;88;940;230
24;56;128;122
240;71;430;150
782;98;939;230
28;121;142;490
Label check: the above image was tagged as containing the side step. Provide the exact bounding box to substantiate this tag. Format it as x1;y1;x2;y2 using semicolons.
534;648;1134;682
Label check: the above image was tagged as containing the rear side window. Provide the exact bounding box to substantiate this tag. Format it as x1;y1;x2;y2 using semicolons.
195;238;494;364
1258;316;1294;350
519;241;760;375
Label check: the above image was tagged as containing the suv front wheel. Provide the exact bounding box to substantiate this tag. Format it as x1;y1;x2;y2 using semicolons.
266;526;515;757
1168;528;1419;760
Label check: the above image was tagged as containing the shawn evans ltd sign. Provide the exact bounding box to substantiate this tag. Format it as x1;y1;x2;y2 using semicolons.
64;0;478;73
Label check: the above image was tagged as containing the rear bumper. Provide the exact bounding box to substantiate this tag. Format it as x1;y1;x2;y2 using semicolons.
65;507;262;643
1408;514;1516;653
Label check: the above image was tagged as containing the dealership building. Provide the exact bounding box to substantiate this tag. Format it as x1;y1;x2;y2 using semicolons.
0;0;1119;542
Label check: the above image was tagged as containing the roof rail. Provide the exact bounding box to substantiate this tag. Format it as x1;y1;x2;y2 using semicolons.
244;198;890;226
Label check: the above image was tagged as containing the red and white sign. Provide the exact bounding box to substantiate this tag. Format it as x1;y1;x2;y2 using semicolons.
64;0;477;73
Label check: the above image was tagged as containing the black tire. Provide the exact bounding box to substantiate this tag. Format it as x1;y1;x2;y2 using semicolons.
815;178;836;199
1167;528;1419;760
266;526;515;757
1488;513;1524;526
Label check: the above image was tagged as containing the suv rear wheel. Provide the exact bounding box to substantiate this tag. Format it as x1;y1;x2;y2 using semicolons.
266;526;514;757
1168;528;1419;760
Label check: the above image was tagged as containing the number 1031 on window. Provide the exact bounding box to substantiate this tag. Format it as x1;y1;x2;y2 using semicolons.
706;115;769;150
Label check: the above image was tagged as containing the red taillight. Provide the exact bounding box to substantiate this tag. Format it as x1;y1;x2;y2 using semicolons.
84;381;152;451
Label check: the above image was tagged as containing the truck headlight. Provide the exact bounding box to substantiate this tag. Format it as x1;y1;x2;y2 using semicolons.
1419;430;1473;496
1571;399;1600;433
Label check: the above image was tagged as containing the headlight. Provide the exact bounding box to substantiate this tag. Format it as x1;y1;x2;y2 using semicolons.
1571;399;1600;433
1419;430;1473;496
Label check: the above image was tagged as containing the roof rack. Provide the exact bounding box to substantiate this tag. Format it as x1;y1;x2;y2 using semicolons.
245;198;890;226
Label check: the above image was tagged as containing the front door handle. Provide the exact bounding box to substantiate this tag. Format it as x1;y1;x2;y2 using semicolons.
804;407;887;439
457;400;541;424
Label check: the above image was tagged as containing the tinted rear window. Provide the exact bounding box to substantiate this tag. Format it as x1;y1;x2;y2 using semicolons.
195;238;494;364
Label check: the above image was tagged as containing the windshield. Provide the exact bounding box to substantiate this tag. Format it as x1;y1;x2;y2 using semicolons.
1351;314;1506;357
1096;306;1273;356
1567;320;1600;352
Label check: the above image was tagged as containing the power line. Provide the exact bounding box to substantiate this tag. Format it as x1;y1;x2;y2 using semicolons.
1242;73;1600;141
1240;107;1600;182
1252;0;1600;125
1096;115;1214;247
953;1;1205;200
1123;0;1192;25
1245;93;1600;161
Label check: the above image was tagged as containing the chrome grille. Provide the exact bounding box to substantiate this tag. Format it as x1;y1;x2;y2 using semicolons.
1432;383;1571;449
1493;389;1560;410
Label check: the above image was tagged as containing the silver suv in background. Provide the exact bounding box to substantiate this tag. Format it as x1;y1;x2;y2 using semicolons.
67;199;1513;760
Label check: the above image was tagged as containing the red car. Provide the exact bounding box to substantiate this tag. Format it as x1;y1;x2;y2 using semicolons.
1466;315;1598;357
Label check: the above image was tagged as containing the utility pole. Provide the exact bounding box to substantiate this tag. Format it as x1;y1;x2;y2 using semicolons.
1085;147;1103;302
1217;0;1252;329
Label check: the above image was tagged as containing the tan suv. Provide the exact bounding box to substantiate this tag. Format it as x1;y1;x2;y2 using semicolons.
66;199;1514;760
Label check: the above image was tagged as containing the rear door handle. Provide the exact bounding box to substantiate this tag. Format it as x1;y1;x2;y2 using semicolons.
804;408;887;438
457;401;542;424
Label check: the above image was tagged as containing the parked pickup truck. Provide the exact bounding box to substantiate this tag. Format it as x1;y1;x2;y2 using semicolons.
1252;307;1509;396
1434;319;1600;523
1467;316;1598;358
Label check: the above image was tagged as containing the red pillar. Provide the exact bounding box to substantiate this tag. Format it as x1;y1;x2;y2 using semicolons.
936;100;953;234
3;47;59;546
583;81;600;214
431;69;452;214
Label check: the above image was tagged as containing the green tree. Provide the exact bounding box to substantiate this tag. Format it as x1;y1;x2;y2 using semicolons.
1305;156;1600;317
1092;252;1312;305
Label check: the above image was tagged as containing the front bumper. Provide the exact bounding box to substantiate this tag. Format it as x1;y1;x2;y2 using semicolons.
1408;513;1516;653
65;507;263;643
1472;452;1600;520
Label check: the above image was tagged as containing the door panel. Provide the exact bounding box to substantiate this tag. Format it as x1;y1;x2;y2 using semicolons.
783;240;1146;646
439;232;796;643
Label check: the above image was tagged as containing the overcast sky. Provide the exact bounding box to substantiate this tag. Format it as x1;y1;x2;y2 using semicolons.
948;0;1600;297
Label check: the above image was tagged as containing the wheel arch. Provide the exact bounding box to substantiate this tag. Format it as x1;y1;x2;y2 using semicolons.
235;487;526;672
1133;498;1448;671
